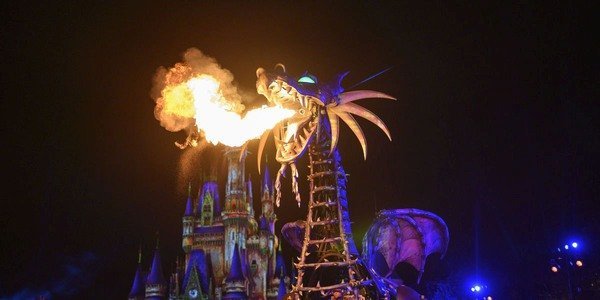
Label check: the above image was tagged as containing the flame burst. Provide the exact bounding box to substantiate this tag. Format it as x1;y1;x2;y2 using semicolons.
153;49;294;148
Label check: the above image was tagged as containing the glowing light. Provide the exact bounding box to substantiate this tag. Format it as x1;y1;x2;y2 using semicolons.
551;266;559;272
576;260;583;267
572;242;578;248
298;76;316;84
564;245;569;250
160;74;294;147
487;297;493;300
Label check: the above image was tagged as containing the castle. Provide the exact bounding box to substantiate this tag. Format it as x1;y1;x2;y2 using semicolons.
128;148;290;299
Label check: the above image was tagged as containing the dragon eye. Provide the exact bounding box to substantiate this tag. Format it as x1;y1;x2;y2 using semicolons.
298;76;316;84
299;108;305;115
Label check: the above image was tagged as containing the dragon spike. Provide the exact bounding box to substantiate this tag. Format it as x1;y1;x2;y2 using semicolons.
257;130;270;174
239;141;249;162
274;163;288;207
335;111;368;160
326;109;340;156
334;71;350;91
290;163;301;206
338;90;396;105
333;102;392;141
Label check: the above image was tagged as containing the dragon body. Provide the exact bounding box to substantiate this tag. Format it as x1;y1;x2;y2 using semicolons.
252;65;449;299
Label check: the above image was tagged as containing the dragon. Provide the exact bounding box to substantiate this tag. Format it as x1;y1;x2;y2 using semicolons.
248;64;449;299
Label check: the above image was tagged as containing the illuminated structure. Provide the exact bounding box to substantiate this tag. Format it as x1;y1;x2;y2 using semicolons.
128;148;289;299
148;54;450;298
254;66;449;298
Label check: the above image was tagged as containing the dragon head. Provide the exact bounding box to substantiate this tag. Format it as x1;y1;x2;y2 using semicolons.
255;65;326;164
254;64;396;206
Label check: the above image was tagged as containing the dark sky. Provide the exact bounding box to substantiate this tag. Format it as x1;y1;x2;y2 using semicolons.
1;1;597;299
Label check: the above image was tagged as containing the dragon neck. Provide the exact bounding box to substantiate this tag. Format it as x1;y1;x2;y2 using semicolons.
307;115;359;256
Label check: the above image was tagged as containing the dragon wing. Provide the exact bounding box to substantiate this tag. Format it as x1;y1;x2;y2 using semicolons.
281;220;306;252
362;208;449;283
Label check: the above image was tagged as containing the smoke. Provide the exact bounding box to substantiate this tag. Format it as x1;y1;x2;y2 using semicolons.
176;139;209;193
151;48;245;133
2;252;99;300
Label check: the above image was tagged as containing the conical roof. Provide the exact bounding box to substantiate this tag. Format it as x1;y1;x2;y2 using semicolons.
128;264;146;298
262;164;272;195
183;249;209;294
199;181;221;217
277;273;287;300
146;248;166;285
184;183;193;216
226;244;245;282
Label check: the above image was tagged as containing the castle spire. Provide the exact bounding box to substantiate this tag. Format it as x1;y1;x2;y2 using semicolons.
184;182;193;216
128;245;146;300
223;243;247;299
262;163;272;195
146;233;167;299
247;174;254;216
226;244;245;282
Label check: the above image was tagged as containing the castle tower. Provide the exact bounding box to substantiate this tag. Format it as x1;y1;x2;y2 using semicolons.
128;246;146;300
182;183;194;254
145;237;167;299
223;244;248;300
222;147;249;271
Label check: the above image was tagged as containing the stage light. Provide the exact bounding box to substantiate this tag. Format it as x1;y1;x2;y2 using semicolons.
576;260;583;267
571;242;578;248
564;244;569;250
551;266;559;273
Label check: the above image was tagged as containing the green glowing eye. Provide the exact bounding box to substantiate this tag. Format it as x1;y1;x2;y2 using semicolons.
298;76;316;84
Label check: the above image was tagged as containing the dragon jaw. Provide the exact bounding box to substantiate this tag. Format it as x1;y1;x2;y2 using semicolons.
256;67;322;165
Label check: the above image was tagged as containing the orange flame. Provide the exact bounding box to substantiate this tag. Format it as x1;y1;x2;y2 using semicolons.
160;74;294;147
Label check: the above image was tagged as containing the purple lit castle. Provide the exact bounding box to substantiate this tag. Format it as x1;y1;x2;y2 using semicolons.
128;148;289;300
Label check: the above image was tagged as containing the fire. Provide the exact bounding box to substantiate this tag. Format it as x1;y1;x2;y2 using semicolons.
160;74;294;147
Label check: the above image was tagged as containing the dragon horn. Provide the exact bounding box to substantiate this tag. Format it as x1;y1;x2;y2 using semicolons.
333;102;392;141
338;90;396;105
326;108;340;155
257;130;270;174
335;111;367;160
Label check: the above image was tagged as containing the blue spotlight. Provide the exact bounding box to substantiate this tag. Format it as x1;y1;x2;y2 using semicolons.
470;284;484;293
564;244;569;250
571;242;578;248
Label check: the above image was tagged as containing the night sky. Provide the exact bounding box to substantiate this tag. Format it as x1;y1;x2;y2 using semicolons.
2;2;597;299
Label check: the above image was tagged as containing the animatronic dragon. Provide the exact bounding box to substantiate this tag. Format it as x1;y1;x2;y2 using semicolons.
251;65;449;299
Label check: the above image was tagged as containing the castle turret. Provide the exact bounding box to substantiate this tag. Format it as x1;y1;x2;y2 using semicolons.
129;246;146;300
182;183;194;253
260;165;276;234
146;238;167;299
223;244;248;300
222;147;249;270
